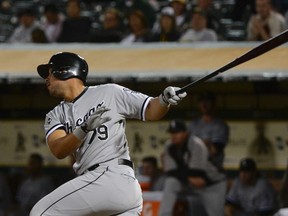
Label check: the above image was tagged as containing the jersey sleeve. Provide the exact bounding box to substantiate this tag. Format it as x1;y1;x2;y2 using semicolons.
111;84;152;121
44;105;65;138
187;136;209;170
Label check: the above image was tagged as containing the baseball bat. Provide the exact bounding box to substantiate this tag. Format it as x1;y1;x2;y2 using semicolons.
176;29;288;94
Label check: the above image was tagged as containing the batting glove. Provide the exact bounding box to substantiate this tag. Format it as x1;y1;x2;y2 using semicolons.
159;86;187;106
73;106;111;140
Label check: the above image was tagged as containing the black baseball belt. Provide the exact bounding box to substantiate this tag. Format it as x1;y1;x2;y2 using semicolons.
82;158;134;175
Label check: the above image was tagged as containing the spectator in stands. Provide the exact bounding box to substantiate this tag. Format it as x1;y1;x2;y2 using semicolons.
57;0;92;43
0;172;12;216
188;92;229;173
232;0;256;21
40;3;65;43
169;0;189;33
159;119;227;216
148;6;180;42
247;0;286;41
120;10;152;44
31;28;48;43
115;0;157;29
137;156;166;191
10;153;54;216
195;0;221;32
7;8;40;43
89;8;124;43
225;157;277;216
179;7;218;42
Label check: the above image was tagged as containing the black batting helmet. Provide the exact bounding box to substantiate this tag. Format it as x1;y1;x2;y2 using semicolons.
37;52;88;84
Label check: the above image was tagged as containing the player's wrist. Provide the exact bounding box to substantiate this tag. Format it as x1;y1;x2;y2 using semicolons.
73;126;87;140
159;92;170;107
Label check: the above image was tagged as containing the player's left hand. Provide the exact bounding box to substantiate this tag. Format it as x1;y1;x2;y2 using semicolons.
73;106;111;140
159;86;187;106
82;107;111;132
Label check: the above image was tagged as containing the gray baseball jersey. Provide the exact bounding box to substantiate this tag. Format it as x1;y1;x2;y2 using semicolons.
44;84;152;175
160;136;227;216
226;177;276;215
30;84;151;216
188;117;229;147
163;135;226;183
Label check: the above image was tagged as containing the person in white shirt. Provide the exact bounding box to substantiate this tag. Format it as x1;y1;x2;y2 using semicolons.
40;4;65;43
7;8;40;43
247;0;286;41
179;7;217;42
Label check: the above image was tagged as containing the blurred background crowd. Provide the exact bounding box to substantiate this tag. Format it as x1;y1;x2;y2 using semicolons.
0;0;288;44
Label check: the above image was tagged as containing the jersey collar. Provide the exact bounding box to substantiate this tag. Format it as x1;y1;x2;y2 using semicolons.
71;86;89;103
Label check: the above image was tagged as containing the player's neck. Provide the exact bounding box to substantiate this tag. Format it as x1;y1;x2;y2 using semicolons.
64;85;86;102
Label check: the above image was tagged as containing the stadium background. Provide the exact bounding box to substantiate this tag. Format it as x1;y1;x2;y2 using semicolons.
0;42;288;173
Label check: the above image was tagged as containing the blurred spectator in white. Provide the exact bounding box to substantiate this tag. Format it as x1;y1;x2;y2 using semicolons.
121;9;151;44
179;7;217;42
0;172;12;216
40;3;65;43
247;0;286;41
10;153;54;216
7;8;40;43
169;0;189;33
89;8;124;43
57;0;92;42
149;7;180;42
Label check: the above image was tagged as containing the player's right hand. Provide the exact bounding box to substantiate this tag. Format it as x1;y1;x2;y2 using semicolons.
159;86;187;106
73;106;111;140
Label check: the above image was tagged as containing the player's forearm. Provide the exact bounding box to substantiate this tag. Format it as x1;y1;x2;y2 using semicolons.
48;132;82;159
145;97;170;121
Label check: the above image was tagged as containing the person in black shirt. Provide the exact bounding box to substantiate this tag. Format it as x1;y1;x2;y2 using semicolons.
57;0;91;43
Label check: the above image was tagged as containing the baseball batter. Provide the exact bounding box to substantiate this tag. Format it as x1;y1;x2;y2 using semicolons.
30;52;187;216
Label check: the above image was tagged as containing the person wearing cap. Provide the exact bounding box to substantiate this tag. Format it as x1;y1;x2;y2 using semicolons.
225;158;277;216
179;6;217;42
169;0;189;33
188;91;229;174
149;6;181;42
159;119;227;216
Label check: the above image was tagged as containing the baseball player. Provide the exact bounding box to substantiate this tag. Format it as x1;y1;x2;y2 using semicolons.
225;158;277;216
30;52;187;216
159;119;227;216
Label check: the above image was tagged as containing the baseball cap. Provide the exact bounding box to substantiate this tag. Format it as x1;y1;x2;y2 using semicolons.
239;158;257;171
192;6;207;17
167;119;187;133
161;6;175;17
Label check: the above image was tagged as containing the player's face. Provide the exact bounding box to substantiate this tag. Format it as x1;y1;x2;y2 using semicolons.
170;131;188;146
198;99;215;115
45;70;66;98
239;170;256;185
141;162;156;177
